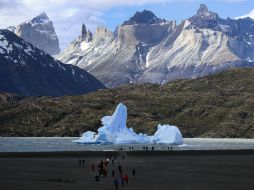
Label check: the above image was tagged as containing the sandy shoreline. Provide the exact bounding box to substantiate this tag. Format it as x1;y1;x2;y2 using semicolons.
0;149;254;158
0;150;254;190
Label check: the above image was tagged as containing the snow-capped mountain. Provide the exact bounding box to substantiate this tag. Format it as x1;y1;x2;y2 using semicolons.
58;4;254;88
138;4;254;84
58;10;175;87
7;13;60;55
0;29;105;96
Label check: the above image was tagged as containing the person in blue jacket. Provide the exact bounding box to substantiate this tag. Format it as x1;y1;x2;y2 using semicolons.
114;178;119;190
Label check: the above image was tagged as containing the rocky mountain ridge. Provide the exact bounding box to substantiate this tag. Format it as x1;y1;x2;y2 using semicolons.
57;4;254;88
0;29;105;96
7;13;60;55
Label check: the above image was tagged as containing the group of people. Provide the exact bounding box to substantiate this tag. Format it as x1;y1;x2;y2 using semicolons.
117;146;174;151
141;146;173;151
89;154;136;190
142;146;153;150
78;159;85;166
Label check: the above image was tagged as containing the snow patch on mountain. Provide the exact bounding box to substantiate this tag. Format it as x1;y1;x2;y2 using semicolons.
0;35;13;54
246;57;254;62
80;41;91;51
23;45;34;55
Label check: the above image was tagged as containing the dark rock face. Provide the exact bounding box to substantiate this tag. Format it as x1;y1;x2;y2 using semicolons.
188;4;254;37
188;4;219;29
81;24;87;38
197;4;209;15
80;24;92;42
0;29;105;97
122;10;166;25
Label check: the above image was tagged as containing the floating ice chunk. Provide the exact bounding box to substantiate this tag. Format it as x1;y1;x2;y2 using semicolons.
94;103;132;144
115;128;151;144
152;124;183;145
75;103;183;145
74;131;97;144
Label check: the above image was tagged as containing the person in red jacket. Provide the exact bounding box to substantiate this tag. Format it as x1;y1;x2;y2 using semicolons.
104;169;108;177
124;174;129;184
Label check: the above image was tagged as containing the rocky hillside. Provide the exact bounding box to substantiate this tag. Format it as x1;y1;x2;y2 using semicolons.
0;92;21;103
0;68;253;138
7;13;60;55
57;4;254;88
0;29;105;96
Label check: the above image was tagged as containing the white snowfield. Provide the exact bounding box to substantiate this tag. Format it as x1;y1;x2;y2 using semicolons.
74;103;183;145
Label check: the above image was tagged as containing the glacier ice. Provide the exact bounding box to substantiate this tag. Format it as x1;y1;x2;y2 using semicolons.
74;103;183;145
151;124;183;145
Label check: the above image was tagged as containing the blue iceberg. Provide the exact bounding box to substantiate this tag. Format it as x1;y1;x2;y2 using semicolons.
74;103;183;145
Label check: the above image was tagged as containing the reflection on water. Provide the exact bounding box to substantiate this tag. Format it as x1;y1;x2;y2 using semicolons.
0;137;254;152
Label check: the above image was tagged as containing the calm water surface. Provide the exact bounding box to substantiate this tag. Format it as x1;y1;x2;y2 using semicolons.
0;137;253;152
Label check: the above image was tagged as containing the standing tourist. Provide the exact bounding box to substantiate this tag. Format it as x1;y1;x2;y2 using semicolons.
114;178;119;190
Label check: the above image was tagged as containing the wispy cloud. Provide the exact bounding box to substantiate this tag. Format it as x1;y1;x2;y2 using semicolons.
0;0;177;49
236;9;254;19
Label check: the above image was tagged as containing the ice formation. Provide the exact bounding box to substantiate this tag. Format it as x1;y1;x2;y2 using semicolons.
151;124;183;145
74;103;183;145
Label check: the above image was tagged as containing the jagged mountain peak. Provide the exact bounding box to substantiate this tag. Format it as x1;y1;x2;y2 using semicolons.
0;29;105;96
122;9;165;25
93;26;114;44
58;5;254;88
81;23;87;37
11;12;60;55
95;26;112;36
197;4;209;15
195;4;218;19
29;12;50;25
188;4;219;29
38;12;49;19
80;23;92;42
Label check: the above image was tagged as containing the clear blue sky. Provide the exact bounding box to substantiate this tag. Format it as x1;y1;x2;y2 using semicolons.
103;1;254;30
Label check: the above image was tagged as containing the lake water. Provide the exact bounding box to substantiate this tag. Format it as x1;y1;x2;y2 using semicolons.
0;137;254;152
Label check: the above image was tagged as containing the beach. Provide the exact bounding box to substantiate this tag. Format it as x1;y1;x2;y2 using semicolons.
0;150;254;190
